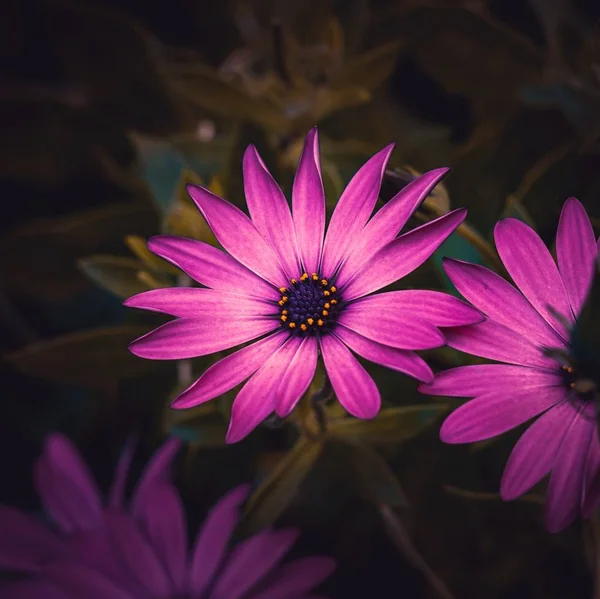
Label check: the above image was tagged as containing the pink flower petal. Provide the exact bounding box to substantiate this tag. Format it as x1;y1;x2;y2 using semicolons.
247;556;336;599
292;128;325;275
500;400;574;501
128;317;279;360
131;438;181;514
545;404;595;532
342;209;467;301
104;510;172;597
444;258;563;347
172;332;287;409
109;436;136;509
244;145;301;278
321;144;394;277
582;432;600;518
1;582;71;599
124;288;273;318
338;304;445;350
275;337;318;418
494;218;573;338
208;529;299;599
35;434;103;532
190;485;250;597
336;168;449;286
44;563;137;599
349;290;482;328
335;325;433;383
440;385;566;444
419;364;562;397
556;197;597;318
0;505;72;571
186;185;287;285
320;334;381;418
133;483;187;594
226;338;300;443
444;320;557;369
147;236;279;300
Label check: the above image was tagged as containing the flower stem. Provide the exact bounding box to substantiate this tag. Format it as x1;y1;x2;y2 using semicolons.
310;376;332;436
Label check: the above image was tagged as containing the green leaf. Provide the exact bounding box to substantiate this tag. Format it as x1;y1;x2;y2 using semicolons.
0;202;158;301
239;436;323;536
78;255;153;299
328;438;408;507
328;404;448;444
171;63;288;131
334;41;403;91
5;325;156;386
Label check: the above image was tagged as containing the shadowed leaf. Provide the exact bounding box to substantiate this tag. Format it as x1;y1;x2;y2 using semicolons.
239;436;323;535
5;325;156;386
444;485;545;505
329;404;448;444
0;202;158;300
78;255;152;298
328;439;408;507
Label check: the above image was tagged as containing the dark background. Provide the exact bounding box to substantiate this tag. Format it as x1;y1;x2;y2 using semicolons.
1;0;600;597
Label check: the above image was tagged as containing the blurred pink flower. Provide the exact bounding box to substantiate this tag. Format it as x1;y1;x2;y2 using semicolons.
125;127;480;442
0;433;335;598
420;198;600;532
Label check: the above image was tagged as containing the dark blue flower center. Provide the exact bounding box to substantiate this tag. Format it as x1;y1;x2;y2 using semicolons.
546;347;599;401
277;272;341;335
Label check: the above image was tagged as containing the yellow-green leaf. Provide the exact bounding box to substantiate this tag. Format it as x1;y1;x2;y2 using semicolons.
444;485;545;505
5;325;155;386
171;63;288;131
78;255;151;298
239;436;323;536
328;404;448;444
125;235;180;274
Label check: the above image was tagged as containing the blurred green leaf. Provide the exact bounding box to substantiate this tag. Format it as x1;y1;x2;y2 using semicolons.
334;41;403;91
171;63;288;131
78;255;152;299
124;235;180;274
0;202;158;301
329;404;448;444
240;436;323;535
5;325;155;386
329;438;408;507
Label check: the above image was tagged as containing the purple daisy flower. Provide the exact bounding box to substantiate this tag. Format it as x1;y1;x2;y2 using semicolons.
0;434;336;599
125;128;480;443
419;198;600;532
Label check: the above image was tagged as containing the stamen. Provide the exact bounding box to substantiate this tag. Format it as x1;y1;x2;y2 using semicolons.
291;278;297;285
281;315;287;322
289;322;296;328
307;318;314;325
322;310;329;316
317;319;324;326
282;310;288;315
330;286;337;293
311;273;319;281
324;303;330;309
300;323;308;331
300;273;309;281
279;287;287;293
330;299;338;305
323;290;330;297
321;279;328;286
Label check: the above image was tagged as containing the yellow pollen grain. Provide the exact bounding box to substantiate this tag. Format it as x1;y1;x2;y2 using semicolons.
289;322;296;328
278;300;285;306
300;324;308;331
324;302;330;309
330;299;338;305
312;273;319;281
321;279;328;286
317;319;324;326
323;290;330;297
290;278;297;284
282;309;288;315
307;318;314;325
322;310;329;316
330;286;337;293
279;287;287;293
280;315;287;322
300;273;309;281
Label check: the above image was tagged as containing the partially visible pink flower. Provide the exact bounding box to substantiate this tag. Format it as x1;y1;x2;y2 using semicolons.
420;198;600;532
125;127;480;443
0;434;335;598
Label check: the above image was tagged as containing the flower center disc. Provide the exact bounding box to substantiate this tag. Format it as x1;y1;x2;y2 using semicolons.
278;272;340;335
